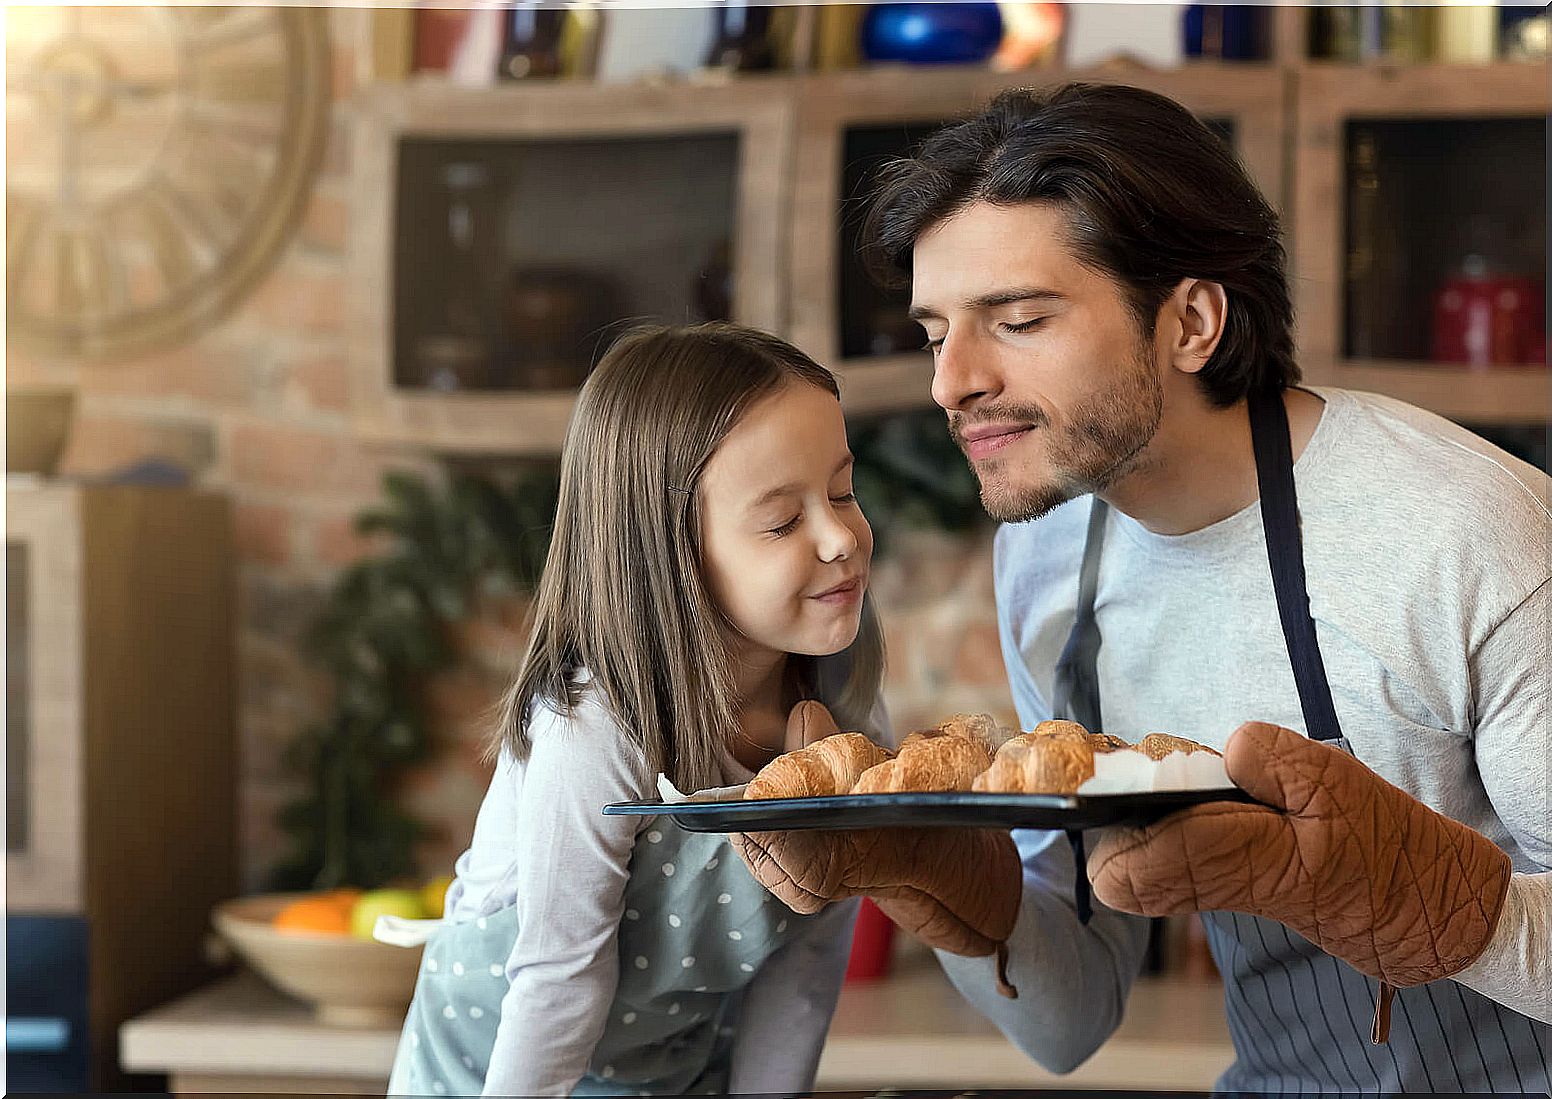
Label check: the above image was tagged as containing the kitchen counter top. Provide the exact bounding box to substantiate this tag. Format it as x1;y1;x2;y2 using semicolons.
122;943;1234;1092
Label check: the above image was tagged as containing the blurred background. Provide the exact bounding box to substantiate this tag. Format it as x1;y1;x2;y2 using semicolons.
6;1;1547;1093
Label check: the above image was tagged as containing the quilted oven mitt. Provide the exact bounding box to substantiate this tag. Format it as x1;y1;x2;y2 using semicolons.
1089;721;1512;1039
730;703;1023;997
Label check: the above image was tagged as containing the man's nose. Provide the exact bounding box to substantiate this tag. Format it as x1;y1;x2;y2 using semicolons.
930;331;999;411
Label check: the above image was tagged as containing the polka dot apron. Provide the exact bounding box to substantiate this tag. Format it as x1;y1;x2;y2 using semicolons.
387;819;809;1096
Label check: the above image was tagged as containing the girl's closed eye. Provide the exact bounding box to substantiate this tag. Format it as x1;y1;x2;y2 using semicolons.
768;514;801;537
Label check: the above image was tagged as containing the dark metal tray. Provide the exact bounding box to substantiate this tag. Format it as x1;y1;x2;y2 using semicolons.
603;787;1260;833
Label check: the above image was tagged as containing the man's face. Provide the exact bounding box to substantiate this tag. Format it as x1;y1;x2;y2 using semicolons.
910;200;1165;523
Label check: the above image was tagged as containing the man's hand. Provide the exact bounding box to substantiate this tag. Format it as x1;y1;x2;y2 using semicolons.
1088;721;1512;988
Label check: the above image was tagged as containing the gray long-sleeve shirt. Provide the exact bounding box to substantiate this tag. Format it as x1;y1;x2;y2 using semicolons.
940;388;1550;1090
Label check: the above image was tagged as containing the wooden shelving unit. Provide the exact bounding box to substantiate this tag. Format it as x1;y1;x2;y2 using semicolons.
348;43;1547;450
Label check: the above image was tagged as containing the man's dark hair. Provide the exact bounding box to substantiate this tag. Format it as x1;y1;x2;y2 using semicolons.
862;82;1298;406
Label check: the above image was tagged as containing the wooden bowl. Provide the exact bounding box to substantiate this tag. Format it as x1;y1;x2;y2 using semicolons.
6;386;76;475
212;893;423;1028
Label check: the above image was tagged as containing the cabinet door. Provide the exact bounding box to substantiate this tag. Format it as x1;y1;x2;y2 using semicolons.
1295;62;1549;423
350;78;792;453
6;487;86;915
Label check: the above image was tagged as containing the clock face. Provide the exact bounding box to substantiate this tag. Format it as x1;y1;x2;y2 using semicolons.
6;6;329;361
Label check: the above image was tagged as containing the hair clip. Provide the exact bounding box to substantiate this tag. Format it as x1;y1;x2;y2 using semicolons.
668;485;693;495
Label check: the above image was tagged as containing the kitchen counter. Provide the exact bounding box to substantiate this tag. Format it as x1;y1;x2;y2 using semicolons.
122;943;1233;1092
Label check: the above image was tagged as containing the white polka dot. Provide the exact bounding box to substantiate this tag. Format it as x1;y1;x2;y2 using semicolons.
662;862;676;877
681;955;696;968
647;830;663;844
668;1002;681;1015
634;955;650;969
451;961;465;976
469;1006;484;1019
694;985;707;992
740;963;754;973
442;1005;456;1019
668;914;681;928
625;908;640;921
622;1012;637;1025
717;893;732;904
728;930;743;941
427;958;440;973
601;1066;616;1079
776;919;788;933
489;963;503;977
432;1081;447;1094
704;858;719;871
410;1032;421;1048
462;1055;475;1070
476;917;488;931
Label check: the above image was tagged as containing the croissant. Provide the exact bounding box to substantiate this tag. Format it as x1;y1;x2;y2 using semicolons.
973;733;1102;794
745;733;893;800
973;722;1217;794
853;731;994;794
933;712;1017;755
1135;732;1220;760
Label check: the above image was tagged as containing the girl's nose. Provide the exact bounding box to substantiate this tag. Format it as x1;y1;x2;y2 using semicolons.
815;506;859;563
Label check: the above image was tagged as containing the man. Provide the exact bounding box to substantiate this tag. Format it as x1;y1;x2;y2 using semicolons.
741;83;1548;1091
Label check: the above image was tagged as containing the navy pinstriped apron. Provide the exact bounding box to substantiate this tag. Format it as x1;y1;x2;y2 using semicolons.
1053;387;1549;1093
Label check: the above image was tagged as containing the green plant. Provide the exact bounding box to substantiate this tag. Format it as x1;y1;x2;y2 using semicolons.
270;468;559;891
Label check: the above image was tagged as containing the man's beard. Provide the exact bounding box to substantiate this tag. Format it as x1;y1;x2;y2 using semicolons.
951;352;1164;524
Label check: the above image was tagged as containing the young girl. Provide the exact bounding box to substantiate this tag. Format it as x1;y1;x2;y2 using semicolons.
386;323;889;1097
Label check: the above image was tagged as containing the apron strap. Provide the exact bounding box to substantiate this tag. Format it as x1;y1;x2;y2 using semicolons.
1051;501;1107;927
1051;498;1109;734
1248;388;1344;742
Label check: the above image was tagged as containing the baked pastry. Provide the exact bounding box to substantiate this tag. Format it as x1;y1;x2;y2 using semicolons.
1135;732;1220;760
973;722;1216;794
853;731;994;794
973;732;1104;794
745;733;892;800
933;712;1017;755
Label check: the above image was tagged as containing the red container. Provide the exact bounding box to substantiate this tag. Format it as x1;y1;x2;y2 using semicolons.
845;898;897;982
1431;272;1546;367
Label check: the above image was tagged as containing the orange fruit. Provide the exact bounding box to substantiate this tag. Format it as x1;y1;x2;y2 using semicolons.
272;892;356;935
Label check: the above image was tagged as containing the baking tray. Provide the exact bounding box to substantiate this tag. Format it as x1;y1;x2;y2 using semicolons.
603;787;1260;833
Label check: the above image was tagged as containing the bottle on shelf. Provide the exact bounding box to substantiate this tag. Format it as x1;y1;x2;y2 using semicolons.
1183;5;1271;61
411;162;499;392
1433;2;1498;62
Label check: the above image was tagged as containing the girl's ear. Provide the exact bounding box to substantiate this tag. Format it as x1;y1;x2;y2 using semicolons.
784;699;842;752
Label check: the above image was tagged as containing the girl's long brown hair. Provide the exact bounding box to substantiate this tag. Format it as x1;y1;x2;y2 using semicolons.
495;322;885;792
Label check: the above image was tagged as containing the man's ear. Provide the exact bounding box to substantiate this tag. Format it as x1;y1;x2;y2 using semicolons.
1164;278;1229;376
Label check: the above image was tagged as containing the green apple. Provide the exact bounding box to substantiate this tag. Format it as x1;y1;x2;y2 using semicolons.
350;888;428;940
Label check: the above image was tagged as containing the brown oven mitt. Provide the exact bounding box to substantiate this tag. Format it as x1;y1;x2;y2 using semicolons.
1089;721;1512;1040
730;703;1023;997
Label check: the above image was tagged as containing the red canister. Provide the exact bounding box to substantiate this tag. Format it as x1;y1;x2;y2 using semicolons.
844;897;897;982
1431;266;1546;367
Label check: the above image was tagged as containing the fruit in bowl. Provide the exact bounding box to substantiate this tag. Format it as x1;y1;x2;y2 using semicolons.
213;891;428;1027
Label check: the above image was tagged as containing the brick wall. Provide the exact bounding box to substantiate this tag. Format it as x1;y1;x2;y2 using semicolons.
10;9;1013;889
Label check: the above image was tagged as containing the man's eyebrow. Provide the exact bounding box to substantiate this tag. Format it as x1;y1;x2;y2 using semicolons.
747;455;854;511
909;287;1066;321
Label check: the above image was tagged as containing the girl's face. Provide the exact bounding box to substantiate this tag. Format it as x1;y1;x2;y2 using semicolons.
698;381;874;667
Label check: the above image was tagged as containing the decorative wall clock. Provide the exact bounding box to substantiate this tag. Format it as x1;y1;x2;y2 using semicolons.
6;6;329;360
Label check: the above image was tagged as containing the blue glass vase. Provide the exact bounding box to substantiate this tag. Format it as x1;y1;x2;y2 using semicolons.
861;3;1005;66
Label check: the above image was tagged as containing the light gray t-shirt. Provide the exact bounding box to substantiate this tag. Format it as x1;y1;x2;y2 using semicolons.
938;387;1550;1083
